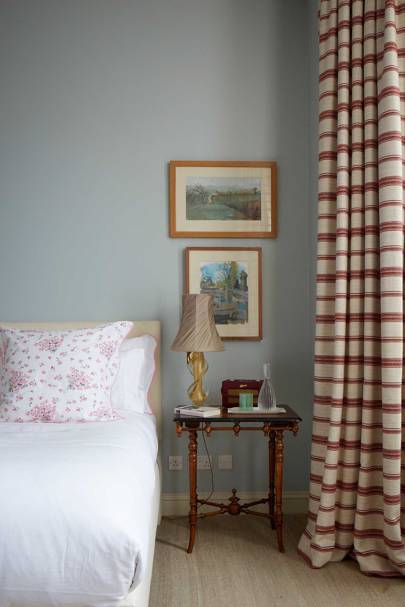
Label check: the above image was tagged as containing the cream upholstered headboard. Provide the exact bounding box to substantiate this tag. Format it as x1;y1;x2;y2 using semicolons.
1;321;162;437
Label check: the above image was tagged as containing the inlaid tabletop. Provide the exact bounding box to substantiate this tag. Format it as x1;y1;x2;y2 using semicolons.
174;404;301;424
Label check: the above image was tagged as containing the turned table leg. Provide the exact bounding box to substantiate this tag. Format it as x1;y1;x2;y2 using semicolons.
187;427;198;553
268;430;276;529
275;430;285;552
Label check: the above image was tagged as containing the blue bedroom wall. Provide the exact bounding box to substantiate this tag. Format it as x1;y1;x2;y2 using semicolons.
0;0;316;493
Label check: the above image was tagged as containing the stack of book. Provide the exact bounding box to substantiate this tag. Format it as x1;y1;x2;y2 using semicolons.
174;405;221;417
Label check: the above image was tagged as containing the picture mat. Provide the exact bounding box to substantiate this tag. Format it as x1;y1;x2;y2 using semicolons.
176;166;272;233
188;249;260;338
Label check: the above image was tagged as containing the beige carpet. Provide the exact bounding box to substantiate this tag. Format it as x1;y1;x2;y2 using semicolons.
150;514;404;607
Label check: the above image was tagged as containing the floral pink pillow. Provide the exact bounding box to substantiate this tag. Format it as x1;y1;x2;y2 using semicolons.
0;322;133;423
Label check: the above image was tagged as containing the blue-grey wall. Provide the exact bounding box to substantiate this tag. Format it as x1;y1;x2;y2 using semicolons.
0;0;316;493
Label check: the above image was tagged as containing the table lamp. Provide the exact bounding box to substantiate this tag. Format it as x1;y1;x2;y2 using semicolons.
171;294;224;407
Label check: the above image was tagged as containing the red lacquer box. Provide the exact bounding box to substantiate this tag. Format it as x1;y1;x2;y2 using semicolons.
221;379;263;410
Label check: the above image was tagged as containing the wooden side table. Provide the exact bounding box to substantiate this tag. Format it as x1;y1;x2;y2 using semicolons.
174;406;301;554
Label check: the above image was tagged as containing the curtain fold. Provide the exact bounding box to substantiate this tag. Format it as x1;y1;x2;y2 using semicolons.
299;0;405;576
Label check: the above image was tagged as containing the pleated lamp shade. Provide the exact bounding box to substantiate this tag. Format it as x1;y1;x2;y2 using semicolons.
171;294;224;353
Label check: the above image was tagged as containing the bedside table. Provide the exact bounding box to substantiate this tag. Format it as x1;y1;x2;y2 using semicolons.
174;406;301;554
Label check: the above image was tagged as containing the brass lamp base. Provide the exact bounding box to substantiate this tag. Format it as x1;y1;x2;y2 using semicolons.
186;352;208;407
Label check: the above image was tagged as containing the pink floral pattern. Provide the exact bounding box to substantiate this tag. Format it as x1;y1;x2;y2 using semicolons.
8;369;32;392
0;322;132;423
67;368;92;390
36;335;64;352
98;341;117;359
26;399;56;422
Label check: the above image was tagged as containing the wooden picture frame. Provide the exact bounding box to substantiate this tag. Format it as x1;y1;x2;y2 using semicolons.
185;247;262;341
170;161;277;238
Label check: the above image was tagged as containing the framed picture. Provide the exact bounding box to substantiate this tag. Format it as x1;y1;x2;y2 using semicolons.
170;160;277;238
185;247;262;341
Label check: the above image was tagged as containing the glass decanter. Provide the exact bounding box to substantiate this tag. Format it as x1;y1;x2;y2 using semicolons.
258;363;277;411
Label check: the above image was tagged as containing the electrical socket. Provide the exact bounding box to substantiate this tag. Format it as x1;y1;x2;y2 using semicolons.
197;455;213;470
218;454;232;470
169;455;183;471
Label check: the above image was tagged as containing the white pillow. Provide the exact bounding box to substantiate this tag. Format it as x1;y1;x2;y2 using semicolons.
112;335;156;414
0;322;133;422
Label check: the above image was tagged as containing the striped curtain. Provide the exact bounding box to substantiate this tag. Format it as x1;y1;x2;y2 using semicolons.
298;0;405;576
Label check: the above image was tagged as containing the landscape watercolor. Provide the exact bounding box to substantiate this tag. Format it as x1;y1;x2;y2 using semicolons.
199;261;248;325
186;176;261;221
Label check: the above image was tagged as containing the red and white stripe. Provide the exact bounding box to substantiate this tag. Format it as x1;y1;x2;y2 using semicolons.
298;0;405;576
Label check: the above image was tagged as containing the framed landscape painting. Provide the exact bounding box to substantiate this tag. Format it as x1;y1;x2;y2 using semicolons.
185;247;262;341
170;161;277;238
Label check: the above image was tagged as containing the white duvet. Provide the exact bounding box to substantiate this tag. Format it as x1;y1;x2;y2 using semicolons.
0;411;158;607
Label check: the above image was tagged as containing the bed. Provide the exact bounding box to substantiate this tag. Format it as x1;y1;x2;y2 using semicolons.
0;321;161;607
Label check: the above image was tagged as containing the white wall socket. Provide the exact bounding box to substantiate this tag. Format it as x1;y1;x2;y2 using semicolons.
197;455;212;470
218;454;232;470
169;455;183;471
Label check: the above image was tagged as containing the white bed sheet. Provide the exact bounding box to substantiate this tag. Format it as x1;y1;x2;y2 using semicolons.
0;411;158;607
